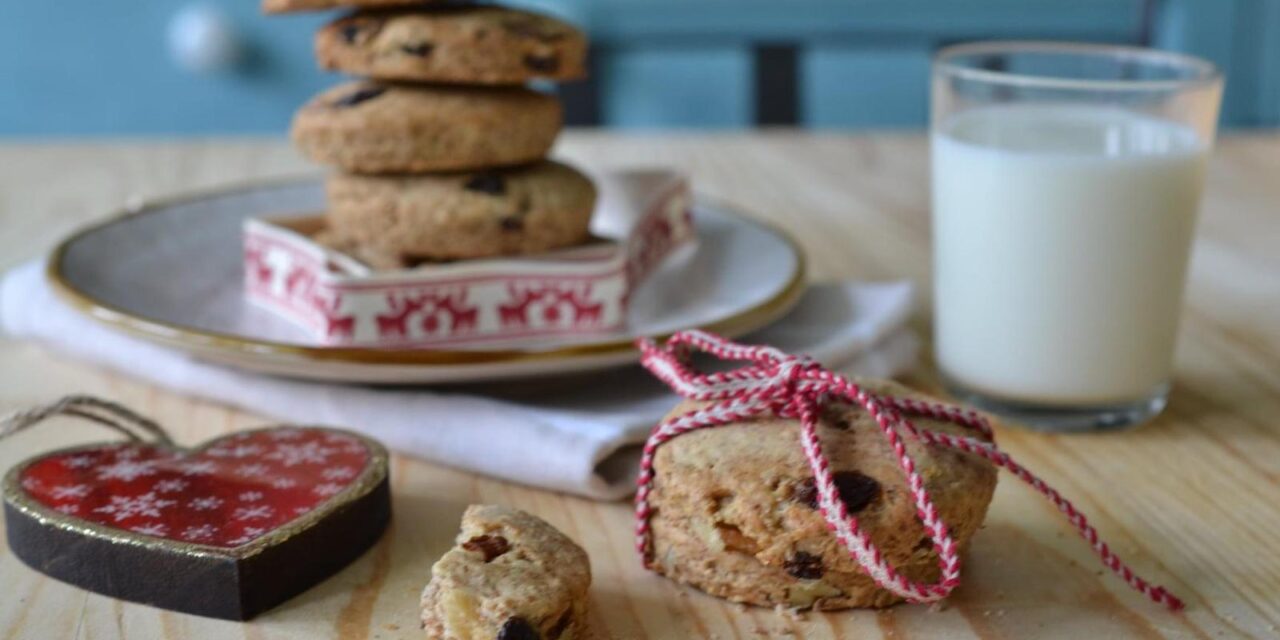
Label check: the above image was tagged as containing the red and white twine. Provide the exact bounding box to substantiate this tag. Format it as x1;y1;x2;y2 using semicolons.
633;330;1184;610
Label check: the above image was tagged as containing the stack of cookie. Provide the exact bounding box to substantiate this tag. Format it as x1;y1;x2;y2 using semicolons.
268;0;596;270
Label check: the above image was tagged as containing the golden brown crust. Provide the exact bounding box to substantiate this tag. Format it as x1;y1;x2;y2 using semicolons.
290;81;562;174
316;7;587;85
648;378;998;610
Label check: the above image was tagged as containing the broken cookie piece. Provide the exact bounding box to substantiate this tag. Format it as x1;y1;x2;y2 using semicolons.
421;505;592;639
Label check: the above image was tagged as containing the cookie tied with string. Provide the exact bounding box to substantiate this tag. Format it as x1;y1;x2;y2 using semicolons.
647;379;997;609
635;330;1186;612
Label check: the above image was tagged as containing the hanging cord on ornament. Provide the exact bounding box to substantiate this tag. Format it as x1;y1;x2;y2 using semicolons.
0;395;176;447
633;329;1184;611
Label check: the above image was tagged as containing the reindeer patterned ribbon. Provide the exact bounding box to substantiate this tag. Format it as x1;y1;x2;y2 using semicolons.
633;330;1184;610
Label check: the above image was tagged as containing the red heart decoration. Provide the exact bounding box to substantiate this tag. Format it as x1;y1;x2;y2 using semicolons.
3;425;390;620
16;427;371;547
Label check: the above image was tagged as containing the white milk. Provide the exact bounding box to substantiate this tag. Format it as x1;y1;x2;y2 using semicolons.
932;104;1208;405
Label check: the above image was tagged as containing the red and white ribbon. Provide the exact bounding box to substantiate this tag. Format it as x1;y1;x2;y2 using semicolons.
634;330;1183;610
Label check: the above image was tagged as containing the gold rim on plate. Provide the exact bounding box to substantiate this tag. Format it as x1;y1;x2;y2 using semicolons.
46;177;808;368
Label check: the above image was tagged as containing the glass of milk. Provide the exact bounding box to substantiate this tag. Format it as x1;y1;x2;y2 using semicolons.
931;42;1222;431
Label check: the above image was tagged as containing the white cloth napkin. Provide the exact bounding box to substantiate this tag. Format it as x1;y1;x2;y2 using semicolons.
1;259;917;500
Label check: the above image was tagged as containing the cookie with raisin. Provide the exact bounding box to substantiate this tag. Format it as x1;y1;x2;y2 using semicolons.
291;81;561;173
326;159;596;262
317;6;586;84
646;378;998;609
421;505;592;639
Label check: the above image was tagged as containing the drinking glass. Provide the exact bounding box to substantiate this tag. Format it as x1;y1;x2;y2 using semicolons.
930;42;1223;431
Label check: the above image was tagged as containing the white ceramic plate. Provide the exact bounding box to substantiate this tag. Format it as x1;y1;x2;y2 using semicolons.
48;178;805;384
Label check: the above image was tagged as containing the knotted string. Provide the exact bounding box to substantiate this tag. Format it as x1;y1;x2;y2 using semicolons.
0;395;175;447
634;329;1183;610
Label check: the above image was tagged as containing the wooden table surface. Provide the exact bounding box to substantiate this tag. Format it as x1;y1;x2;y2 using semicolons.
1;133;1278;639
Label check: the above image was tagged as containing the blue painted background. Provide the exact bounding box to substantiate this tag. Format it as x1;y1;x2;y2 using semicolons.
0;0;1276;134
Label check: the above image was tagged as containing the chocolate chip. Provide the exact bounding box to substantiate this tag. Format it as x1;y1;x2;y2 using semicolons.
464;172;506;195
331;86;386;108
523;53;560;73
462;534;510;562
400;41;434;56
792;477;819;509
500;217;524;232
547;609;572;639
339;18;382;45
833;471;880;513
340;23;362;43
792;472;880;513
783;551;824;580
498;617;540;640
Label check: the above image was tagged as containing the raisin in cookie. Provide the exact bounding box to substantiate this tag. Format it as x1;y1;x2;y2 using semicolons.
327;159;596;262
317;7;586;84
647;378;998;610
263;0;431;14
421;505;591;640
291;81;561;173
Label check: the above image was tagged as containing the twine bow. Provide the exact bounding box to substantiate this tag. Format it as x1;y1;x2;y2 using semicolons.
634;330;1183;610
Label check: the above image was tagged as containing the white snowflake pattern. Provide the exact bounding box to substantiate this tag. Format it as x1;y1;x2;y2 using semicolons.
60;454;97;469
153;479;189;493
267;429;304;440
206;444;264;459
321;466;357;480
234;463;270;478
232;505;274;521
96;459;159;482
293;505;312;515
238;491;264;502
20;477;42;492
312;483;344;498
178;460;218;476
114;447;143;460
226;526;267;546
55;503;81;514
188;496;224;511
269;478;298;489
92;492;177;522
130;522;168;536
265;442;336;467
180;524;219;541
49;484;91;500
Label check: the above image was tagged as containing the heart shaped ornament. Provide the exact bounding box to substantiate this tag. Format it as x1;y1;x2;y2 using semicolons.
1;398;390;620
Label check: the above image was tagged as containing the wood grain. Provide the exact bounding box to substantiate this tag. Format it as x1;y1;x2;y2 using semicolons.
2;132;1279;639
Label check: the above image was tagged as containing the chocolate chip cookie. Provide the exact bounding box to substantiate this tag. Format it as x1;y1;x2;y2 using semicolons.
317;6;587;84
421;505;592;640
263;0;430;14
647;378;998;610
326;159;596;262
291;81;562;173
